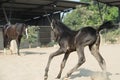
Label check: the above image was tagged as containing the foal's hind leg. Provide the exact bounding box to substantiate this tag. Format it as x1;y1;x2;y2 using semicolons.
44;48;64;80
89;44;106;72
56;51;71;79
63;46;85;79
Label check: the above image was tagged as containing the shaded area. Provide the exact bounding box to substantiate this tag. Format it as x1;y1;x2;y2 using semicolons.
0;51;3;55
22;51;47;55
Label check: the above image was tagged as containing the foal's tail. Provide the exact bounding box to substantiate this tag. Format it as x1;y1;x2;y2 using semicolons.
97;21;114;32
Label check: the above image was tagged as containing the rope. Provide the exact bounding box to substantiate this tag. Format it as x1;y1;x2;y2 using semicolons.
44;10;51;25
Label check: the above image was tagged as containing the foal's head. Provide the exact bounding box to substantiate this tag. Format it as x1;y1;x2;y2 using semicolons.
51;19;72;34
51;19;64;41
51;19;62;31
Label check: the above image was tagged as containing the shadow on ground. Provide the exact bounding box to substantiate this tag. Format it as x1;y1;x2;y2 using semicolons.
70;68;112;80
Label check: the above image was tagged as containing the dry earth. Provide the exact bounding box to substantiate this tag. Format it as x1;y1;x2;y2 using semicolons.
0;44;120;80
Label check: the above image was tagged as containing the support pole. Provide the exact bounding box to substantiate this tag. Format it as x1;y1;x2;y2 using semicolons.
2;7;11;25
118;7;120;28
119;7;120;21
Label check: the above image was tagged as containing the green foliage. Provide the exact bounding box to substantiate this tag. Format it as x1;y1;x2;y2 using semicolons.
47;40;57;47
63;1;118;30
27;26;38;44
64;7;96;30
21;26;38;48
102;29;120;44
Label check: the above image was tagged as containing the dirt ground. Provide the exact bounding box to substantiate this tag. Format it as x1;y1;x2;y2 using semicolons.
0;44;120;80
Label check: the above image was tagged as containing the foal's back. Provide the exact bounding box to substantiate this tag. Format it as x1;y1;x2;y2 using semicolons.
75;27;98;47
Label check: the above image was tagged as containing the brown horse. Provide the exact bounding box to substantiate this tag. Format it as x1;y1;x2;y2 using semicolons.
3;23;28;55
44;19;114;80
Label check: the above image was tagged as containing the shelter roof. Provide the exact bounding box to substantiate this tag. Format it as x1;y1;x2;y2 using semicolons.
0;0;89;22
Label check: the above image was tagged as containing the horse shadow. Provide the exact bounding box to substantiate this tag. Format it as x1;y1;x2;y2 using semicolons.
21;51;47;55
70;68;112;80
0;51;4;55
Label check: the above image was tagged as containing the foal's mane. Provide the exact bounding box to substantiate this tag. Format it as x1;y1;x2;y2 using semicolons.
55;20;75;35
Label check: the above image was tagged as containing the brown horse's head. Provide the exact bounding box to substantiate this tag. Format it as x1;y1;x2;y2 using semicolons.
15;23;28;39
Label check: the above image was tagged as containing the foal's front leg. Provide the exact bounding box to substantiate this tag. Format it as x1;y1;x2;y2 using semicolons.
44;48;64;80
63;46;85;79
56;51;71;79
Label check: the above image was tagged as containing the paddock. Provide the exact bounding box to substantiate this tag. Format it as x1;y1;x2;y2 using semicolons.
0;44;120;80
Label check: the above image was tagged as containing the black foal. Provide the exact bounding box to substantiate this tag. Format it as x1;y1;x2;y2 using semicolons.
44;19;114;80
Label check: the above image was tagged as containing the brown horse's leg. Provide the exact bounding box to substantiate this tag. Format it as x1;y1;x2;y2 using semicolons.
44;48;64;80
63;46;85;79
3;36;8;55
16;39;19;55
56;51;71;79
3;42;7;54
89;44;106;72
17;36;22;55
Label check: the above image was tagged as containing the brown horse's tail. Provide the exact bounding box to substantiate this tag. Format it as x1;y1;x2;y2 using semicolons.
97;21;114;32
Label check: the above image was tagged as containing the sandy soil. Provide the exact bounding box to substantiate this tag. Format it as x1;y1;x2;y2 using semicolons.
0;44;120;80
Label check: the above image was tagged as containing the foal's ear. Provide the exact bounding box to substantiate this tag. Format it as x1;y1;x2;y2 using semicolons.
52;19;57;24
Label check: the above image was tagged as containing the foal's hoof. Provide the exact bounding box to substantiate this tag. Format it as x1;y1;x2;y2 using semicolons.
18;53;25;56
44;76;48;80
61;76;69;80
56;75;61;79
61;77;69;80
